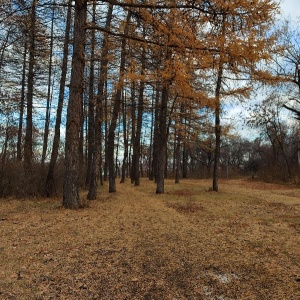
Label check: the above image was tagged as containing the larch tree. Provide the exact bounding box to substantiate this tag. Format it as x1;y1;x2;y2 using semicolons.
87;3;114;200
23;0;38;174
45;0;72;197
63;0;87;208
200;0;280;191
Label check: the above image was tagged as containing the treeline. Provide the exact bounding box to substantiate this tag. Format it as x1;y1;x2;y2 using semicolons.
0;0;299;207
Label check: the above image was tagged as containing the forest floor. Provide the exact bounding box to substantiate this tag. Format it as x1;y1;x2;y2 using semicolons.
0;178;300;300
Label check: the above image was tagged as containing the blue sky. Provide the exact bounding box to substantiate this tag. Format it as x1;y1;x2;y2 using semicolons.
280;0;300;20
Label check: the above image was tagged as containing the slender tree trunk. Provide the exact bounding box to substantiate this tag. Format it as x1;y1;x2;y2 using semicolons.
0;26;12;73
24;0;37;173
156;72;170;194
212;64;223;192
130;82;136;183
212;13;226;192
115;126;120;177
45;0;72;197
87;3;113;199
17;41;27;161
85;1;96;189
41;2;55;168
182;142;188;178
175;120;181;184
151;83;160;182
120;91;128;183
133;47;145;186
63;0;87;208
107;11;131;193
103;81;108;181
0;123;9;196
148;89;154;180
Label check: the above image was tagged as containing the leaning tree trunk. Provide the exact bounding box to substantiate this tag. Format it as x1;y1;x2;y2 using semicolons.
107;11;131;193
63;0;87;208
44;0;72;197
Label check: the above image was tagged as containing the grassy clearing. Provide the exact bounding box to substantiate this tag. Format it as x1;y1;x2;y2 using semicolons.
0;178;299;299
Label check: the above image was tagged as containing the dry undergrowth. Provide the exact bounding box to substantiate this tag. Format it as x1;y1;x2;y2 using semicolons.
0;178;299;299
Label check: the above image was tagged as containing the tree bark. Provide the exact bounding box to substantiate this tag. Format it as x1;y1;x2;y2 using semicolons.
24;0;37;173
17;41;27;161
87;3;113;199
120;91;128;183
107;11;131;193
133;47;145;186
63;0;87;208
156;70;170;194
45;0;72;197
85;1;96;189
151;83;160;182
212;64;223;192
41;2;55;169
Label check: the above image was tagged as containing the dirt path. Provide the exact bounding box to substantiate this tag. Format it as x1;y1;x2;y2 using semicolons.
0;179;299;299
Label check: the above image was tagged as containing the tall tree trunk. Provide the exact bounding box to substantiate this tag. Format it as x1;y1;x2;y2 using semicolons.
44;0;72;197
0;123;9;196
133;47;145;186
0;25;12;73
41;2;55;168
151;83;160;182
87;3;113;199
120;91;128;183
212;64;223;192
148;89;154;180
107;11;131;193
24;0;37;173
182;143;188;178
175;125;181;184
17;41;27;161
130;81;136;183
103;81;108;181
212;13;226;192
63;0;87;208
156;69;170;194
85;1;96;189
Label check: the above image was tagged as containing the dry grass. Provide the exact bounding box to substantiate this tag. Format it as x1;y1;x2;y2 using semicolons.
0;178;299;299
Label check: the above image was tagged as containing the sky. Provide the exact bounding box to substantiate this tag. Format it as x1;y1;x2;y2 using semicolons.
226;0;300;140
279;0;300;20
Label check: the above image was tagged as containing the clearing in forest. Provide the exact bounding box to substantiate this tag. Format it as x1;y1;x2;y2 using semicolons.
0;178;299;299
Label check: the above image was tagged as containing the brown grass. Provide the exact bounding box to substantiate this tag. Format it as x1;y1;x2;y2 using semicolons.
0;178;299;299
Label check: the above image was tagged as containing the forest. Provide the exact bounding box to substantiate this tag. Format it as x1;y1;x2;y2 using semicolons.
1;0;300;208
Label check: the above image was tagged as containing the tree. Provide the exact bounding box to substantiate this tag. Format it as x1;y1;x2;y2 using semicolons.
275;20;300;118
107;11;131;193
23;0;38;174
63;0;87;208
87;3;114;200
200;0;279;191
45;0;72;197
